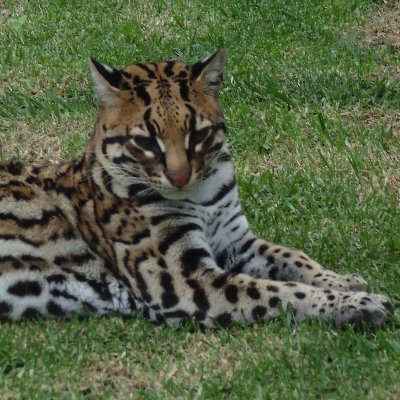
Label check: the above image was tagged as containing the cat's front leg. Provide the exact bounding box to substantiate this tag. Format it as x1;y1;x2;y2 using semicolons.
115;228;391;327
226;233;369;292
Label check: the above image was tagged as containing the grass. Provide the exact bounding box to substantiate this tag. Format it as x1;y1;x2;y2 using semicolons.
0;0;399;398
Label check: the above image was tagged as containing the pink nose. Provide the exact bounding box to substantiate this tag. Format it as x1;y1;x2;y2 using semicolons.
166;168;192;188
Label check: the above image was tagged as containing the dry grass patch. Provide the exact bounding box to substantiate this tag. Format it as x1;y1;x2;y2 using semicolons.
363;109;400;134
75;329;281;399
365;384;400;400
0;0;24;21
361;1;400;49
356;1;400;81
0;116;90;164
78;355;159;398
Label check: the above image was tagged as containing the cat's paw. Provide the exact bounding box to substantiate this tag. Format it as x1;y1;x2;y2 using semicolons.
311;272;368;292
342;274;368;292
333;292;392;326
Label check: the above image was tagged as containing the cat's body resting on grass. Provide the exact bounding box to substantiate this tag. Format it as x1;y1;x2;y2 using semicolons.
0;50;391;326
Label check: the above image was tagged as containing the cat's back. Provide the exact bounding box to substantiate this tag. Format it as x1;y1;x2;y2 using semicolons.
0;160;81;256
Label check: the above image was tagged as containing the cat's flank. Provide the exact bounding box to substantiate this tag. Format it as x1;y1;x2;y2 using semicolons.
0;50;391;326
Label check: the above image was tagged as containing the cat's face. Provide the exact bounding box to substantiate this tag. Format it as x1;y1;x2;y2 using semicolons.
90;50;228;199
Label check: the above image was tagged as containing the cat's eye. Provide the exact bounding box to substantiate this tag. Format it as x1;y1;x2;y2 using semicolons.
133;135;160;152
189;126;210;150
132;135;165;162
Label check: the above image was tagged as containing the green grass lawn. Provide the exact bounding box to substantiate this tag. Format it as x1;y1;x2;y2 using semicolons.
0;0;399;398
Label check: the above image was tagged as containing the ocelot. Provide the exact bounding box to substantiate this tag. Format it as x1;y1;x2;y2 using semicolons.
0;49;391;326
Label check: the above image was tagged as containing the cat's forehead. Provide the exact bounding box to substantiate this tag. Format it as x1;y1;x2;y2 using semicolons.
118;61;194;115
121;61;190;86
116;61;220;128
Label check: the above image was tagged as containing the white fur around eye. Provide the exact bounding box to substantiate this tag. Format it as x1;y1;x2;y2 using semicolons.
196;118;212;130
143;150;155;158
156;137;166;152
184;133;190;150
194;143;203;152
130;127;148;136
106;143;123;157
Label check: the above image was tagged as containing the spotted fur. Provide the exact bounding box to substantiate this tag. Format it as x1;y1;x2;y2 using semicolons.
0;50;392;326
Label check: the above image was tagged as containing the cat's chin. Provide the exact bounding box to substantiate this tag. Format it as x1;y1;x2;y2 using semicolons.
158;182;200;201
159;188;191;201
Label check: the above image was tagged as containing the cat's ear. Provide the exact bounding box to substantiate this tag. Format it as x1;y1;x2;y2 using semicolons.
89;58;122;106
191;48;227;93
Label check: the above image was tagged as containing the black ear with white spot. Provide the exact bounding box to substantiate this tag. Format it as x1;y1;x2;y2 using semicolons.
191;48;227;92
89;58;123;106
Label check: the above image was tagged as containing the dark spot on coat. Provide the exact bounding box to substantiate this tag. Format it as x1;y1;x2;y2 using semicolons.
0;301;12;315
215;312;232;328
47;301;65;317
212;274;228;289
225;285;238;303
269;267;279;279
246;286;261;300
252;306;267;321
21;308;40;320
269;297;281;308
8;281;42;297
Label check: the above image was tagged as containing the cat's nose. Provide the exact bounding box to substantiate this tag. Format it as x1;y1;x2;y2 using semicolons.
166;167;192;188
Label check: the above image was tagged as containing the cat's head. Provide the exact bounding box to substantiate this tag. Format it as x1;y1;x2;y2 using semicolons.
89;49;228;200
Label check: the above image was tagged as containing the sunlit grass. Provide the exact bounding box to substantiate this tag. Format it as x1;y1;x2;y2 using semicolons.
0;0;399;398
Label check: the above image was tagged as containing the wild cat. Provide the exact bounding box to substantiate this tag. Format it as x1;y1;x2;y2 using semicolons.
0;49;391;326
